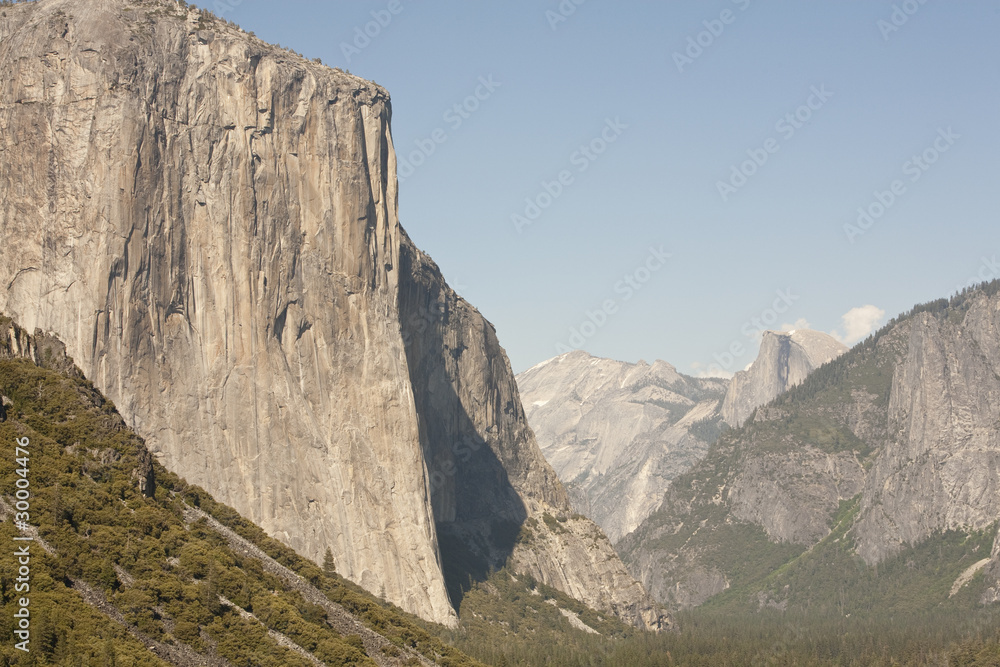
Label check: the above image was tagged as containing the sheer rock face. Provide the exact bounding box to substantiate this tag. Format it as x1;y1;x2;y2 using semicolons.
516;351;727;542
0;0;663;630
0;0;454;627
855;298;1000;565
728;446;864;546
722;330;847;427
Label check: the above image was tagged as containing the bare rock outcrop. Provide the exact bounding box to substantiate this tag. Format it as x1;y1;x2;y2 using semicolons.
0;315;80;376
728;445;864;545
982;526;1000;605
510;514;672;631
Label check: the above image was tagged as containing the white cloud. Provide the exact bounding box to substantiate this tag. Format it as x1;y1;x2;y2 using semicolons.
780;318;811;332
831;305;885;346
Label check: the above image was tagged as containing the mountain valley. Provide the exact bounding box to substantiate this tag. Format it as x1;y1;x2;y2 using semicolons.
0;0;998;665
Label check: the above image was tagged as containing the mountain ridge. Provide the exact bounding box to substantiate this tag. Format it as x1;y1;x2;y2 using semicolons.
516;329;846;544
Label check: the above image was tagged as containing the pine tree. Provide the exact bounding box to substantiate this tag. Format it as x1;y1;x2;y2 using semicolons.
323;547;336;575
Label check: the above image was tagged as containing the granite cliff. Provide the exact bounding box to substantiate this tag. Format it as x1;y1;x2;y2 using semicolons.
0;0;664;630
0;316;488;666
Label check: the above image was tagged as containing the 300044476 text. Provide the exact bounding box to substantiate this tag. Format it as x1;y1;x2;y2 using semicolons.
11;436;32;653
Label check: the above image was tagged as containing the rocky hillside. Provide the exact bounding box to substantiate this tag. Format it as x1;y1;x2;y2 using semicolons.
516;351;728;542
618;282;1000;615
0;0;664;631
721;329;847;427
0;316;486;666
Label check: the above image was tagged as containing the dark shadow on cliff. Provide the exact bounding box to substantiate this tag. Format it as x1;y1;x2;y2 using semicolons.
397;233;529;614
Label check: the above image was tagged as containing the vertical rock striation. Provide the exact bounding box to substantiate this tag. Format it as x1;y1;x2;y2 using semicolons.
398;241;669;630
0;0;663;629
0;0;455;626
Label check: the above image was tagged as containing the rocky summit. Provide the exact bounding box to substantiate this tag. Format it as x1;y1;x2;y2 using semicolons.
721;329;847;427
0;0;665;630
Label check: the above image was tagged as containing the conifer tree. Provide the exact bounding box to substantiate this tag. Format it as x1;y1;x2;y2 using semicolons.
323;547;336;575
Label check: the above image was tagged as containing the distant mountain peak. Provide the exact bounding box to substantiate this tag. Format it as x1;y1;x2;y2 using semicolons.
722;329;847;427
517;354;728;542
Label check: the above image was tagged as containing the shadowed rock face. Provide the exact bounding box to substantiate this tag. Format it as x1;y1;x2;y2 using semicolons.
397;239;668;630
0;0;665;629
517;351;728;542
722;330;847;427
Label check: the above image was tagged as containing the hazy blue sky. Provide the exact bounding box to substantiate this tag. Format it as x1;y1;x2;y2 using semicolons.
225;1;999;375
